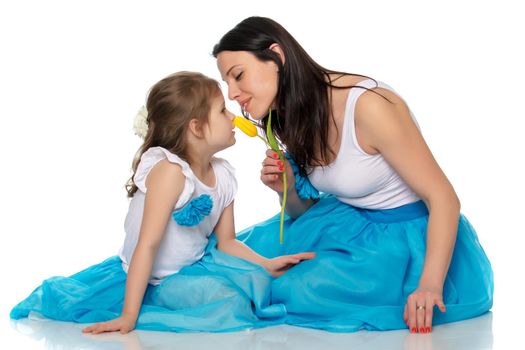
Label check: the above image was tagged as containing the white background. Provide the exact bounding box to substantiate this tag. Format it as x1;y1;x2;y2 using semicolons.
1;0;523;349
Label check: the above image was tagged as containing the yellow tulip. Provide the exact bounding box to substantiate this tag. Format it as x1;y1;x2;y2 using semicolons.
233;116;258;137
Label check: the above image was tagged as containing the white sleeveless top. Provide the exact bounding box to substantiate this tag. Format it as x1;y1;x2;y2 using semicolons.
119;147;237;285
308;79;420;209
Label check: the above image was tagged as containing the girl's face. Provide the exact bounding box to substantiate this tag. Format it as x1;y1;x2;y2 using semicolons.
217;51;279;120
203;93;236;152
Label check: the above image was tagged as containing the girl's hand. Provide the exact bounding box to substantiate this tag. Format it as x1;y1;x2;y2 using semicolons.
260;149;295;194
82;314;137;335
403;286;446;333
265;252;316;277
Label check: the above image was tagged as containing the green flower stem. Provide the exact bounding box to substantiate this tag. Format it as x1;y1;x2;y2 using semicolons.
258;134;285;243
265;109;286;244
280;162;287;244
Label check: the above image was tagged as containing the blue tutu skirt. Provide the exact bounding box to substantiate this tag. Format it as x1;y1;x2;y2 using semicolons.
10;243;286;332
237;195;494;332
11;195;493;333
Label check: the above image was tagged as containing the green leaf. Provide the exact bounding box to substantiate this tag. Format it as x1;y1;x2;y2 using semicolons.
266;110;280;153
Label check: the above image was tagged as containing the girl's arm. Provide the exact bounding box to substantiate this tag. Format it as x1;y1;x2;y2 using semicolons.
215;201;315;277
356;88;459;332
83;160;185;334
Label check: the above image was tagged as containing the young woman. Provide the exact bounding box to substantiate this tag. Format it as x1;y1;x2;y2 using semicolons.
214;16;493;333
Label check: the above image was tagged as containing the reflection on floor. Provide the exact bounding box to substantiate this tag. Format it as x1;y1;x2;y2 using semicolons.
10;312;493;350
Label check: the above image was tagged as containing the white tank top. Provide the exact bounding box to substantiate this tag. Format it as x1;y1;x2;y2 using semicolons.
308;79;420;209
119;147;237;285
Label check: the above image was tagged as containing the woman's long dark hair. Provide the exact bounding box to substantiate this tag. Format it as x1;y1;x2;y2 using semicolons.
213;16;376;176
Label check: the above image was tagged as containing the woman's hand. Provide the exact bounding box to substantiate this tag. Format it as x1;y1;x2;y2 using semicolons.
260;149;295;194
264;252;316;277
403;285;446;333
82;314;137;335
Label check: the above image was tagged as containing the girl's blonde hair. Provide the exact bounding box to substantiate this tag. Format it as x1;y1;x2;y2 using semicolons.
126;71;221;197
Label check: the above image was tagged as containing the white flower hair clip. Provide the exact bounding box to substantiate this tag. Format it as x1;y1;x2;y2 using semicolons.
133;106;149;139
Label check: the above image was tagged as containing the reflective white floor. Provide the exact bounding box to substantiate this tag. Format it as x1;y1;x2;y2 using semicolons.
4;312;505;350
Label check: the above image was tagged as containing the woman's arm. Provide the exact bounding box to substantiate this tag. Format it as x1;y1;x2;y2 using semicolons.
83;160;184;334
215;201;315;277
261;149;316;218
356;88;459;332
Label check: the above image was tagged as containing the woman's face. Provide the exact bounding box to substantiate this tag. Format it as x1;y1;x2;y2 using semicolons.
217;51;279;120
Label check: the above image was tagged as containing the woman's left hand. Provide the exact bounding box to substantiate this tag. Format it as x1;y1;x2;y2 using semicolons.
265;252;316;277
404;286;446;333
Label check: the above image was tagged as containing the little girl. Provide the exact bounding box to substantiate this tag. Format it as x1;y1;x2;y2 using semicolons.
11;71;314;333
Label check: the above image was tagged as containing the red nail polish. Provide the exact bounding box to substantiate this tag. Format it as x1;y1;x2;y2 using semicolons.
277;160;283;166
279;166;283;171
274;175;278;179
411;327;416;333
273;152;278;158
420;327;424;333
426;327;431;333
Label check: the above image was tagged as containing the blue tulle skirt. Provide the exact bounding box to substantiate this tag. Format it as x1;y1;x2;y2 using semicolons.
11;195;493;332
238;195;493;332
10;244;286;332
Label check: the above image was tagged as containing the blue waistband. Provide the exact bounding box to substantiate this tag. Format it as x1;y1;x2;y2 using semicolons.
355;200;429;223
